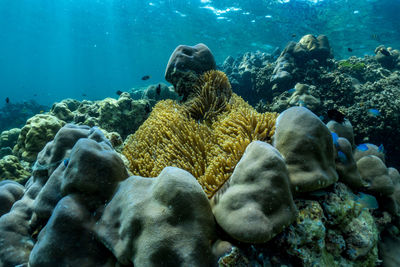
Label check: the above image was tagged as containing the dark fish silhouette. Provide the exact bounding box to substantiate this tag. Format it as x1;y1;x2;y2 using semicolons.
347;48;353;52
156;84;161;95
141;75;151;80
328;109;346;123
5;97;9;104
82;93;87;97
380;49;390;56
291;34;296;38
116;90;123;96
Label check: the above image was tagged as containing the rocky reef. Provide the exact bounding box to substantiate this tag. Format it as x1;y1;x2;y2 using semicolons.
0;37;400;266
222;35;400;170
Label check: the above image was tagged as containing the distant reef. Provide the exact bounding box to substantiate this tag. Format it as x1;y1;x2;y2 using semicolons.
1;35;400;266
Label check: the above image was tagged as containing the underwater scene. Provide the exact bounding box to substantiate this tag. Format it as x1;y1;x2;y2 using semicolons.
1;0;400;266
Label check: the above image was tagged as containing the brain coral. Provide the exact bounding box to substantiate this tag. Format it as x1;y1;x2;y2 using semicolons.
123;71;278;198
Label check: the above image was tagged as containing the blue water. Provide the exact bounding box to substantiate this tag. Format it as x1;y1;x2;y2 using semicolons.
0;0;399;107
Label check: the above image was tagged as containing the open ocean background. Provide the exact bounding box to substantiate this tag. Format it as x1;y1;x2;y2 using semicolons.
0;0;399;107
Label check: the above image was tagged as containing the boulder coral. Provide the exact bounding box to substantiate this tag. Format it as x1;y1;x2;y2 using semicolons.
211;141;297;243
0;124;112;266
0;155;30;184
29;137;128;267
95;167;217;266
165;43;216;100
0;128;21;149
327;119;355;148
49;93;151;139
13;114;66;162
273;106;338;193
356;155;394;196
0;180;24;216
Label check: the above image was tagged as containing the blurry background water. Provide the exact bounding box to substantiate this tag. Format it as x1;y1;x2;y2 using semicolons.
0;0;399;107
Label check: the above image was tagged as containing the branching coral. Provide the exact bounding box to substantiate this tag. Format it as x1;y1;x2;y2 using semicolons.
123;71;278;198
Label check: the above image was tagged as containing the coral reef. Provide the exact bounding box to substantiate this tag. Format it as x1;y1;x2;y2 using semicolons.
1;38;400;266
374;45;400;70
221;51;275;104
49;93;151;139
224;39;400;169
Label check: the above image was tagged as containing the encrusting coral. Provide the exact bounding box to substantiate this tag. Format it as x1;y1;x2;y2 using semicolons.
123;70;278;198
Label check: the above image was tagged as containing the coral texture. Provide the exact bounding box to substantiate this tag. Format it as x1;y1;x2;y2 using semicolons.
13;114;66;162
95;167;217;266
273;106;338;193
211;141;297;243
0;155;30;184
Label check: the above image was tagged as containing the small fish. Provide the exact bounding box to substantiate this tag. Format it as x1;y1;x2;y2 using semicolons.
354;192;379;209
82;93;87;97
327;109;346;123
378;144;385;154
337;151;348;164
33;94;37;97
331;132;339;148
141;75;151;80
380;49;390;56
63;158;69;167
39;110;44;114
116;90;123;96
357;144;369;151
291;33;296;38
347;48;353;52
319;115;325;121
156;84;161;95
5;97;9;104
368;108;380;116
287;88;296;94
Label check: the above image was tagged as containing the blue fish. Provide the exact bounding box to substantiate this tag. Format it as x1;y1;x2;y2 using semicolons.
378;144;385;154
357;144;369;151
288;88;296;93
331;132;339;148
354;192;379;209
63;158;69;167
337;151;347;164
368;108;380;116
